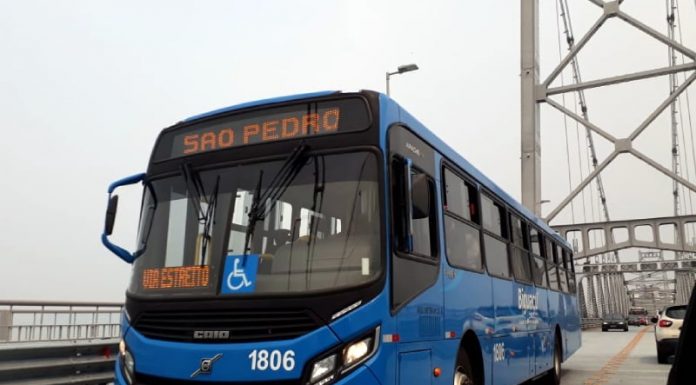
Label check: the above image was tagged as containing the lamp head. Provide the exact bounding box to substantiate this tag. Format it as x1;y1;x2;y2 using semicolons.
397;64;419;73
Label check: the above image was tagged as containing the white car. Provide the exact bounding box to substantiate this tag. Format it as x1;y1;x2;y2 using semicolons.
654;304;687;364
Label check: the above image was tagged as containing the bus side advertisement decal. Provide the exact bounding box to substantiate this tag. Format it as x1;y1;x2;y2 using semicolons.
518;288;539;311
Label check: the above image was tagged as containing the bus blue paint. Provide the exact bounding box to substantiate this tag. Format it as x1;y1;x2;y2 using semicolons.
105;90;580;385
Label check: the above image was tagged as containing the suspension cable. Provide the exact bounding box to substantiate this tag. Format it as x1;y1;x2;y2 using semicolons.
560;0;615;262
555;0;577;225
560;0;611;222
573;91;588;225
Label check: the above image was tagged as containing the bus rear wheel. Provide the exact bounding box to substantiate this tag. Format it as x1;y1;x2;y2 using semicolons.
543;336;562;385
453;349;475;385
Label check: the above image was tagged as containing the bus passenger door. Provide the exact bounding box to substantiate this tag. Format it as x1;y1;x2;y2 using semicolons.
390;151;443;345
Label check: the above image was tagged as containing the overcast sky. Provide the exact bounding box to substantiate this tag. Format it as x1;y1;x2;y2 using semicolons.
1;1;695;302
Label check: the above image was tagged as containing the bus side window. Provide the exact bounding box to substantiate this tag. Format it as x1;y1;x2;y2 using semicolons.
564;249;576;293
442;167;482;271
545;239;555;263
411;171;437;258
390;153;440;311
530;227;541;256
556;244;564;266
546;239;560;291
509;214;532;283
530;228;548;288
391;157;438;259
443;168;479;223
481;194;511;279
557;247;569;293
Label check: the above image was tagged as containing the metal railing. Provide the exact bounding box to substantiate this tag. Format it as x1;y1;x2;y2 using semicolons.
0;300;123;343
0;339;118;384
581;318;604;329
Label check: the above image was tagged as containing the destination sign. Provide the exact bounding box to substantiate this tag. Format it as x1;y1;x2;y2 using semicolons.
154;97;371;161
142;265;210;290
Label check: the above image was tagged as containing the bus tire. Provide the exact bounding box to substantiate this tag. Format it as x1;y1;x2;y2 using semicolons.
453;349;475;385
547;334;562;385
540;333;562;385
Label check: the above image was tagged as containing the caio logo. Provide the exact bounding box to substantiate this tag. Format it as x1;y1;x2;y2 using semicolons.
193;330;230;339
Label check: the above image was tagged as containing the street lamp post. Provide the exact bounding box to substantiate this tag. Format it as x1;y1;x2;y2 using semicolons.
385;63;419;96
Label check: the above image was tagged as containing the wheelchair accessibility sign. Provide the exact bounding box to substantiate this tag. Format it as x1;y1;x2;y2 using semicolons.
221;254;259;294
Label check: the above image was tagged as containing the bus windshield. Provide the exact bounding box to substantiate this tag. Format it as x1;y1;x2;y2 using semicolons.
129;151;381;297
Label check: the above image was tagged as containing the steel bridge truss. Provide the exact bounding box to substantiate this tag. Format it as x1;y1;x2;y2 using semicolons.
553;215;696;259
521;0;696;219
522;0;696;222
579;259;696;275
556;216;696;316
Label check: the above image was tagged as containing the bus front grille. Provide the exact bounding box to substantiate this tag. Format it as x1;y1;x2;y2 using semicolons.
132;308;321;343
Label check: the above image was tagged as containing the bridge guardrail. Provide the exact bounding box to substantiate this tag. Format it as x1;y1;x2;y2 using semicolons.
0;301;122;385
0;301;123;343
581;318;604;329
0;339;117;385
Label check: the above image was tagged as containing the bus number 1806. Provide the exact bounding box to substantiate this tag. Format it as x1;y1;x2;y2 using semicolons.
248;349;296;371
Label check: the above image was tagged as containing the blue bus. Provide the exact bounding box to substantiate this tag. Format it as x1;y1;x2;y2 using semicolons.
103;90;581;385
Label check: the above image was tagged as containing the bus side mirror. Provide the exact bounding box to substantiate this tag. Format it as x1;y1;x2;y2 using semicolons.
104;195;119;236
411;173;430;219
101;172;146;264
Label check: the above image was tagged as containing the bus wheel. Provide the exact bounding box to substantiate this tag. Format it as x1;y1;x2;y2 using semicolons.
453;349;475;385
547;336;562;385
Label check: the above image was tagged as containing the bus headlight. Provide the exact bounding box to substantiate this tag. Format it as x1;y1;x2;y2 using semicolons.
119;339;135;385
310;354;337;383
123;350;135;382
305;326;380;385
342;335;374;369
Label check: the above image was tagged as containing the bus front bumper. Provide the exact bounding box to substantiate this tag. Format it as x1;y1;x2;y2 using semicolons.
114;355;382;385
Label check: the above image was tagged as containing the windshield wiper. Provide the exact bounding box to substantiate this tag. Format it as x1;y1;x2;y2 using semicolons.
243;144;309;255
181;163;220;265
304;156;325;283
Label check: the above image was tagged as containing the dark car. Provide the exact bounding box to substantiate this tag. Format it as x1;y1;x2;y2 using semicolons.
602;314;628;332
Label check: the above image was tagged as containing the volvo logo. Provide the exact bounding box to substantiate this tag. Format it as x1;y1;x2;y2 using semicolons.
191;353;223;377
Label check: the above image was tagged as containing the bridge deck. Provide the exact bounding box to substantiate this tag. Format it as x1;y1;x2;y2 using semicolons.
561;326;669;385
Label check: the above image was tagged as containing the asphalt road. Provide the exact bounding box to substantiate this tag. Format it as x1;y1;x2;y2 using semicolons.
560;326;670;385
